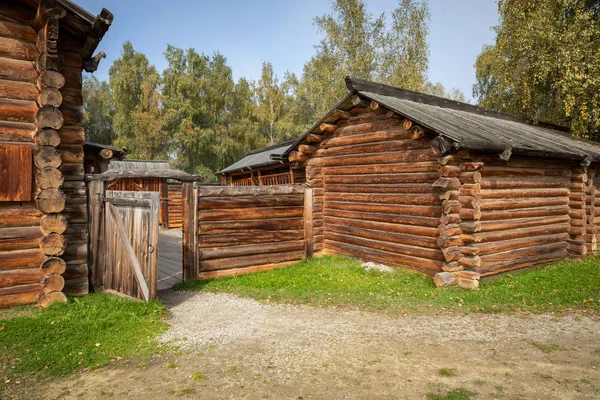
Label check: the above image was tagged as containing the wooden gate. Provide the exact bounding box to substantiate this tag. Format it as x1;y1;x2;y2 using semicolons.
103;190;159;301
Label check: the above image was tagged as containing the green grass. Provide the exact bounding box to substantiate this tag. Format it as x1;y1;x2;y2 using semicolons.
190;372;208;381
175;254;600;314
438;368;457;377
0;293;168;385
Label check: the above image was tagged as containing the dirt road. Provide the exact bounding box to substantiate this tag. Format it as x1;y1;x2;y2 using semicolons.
45;291;600;399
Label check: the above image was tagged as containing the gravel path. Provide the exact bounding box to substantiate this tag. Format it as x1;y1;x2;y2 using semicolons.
45;291;600;400
160;291;598;348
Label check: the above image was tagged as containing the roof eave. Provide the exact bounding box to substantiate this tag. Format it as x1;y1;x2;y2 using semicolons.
282;92;355;157
218;159;286;175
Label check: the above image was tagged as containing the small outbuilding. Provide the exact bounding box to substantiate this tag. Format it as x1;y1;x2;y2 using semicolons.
284;77;600;287
219;140;305;186
0;0;112;307
102;160;183;229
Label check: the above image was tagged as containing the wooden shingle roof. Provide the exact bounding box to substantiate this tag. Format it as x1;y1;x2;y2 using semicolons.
284;77;600;163
219;140;296;175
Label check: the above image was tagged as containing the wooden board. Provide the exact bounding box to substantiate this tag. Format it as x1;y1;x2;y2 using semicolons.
0;144;31;201
104;190;159;301
196;185;309;278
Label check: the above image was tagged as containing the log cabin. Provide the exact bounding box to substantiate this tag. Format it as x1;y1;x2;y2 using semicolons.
284;77;600;288
219;140;305;186
103;160;181;229
0;0;112;307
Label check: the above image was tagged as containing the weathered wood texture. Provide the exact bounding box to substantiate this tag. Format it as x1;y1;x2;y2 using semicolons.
0;5;42;308
302;108;443;274
108;177;170;228
196;185;309;278
103;191;159;301
470;155;573;276
0;144;32;201
585;170;600;252
167;183;183;229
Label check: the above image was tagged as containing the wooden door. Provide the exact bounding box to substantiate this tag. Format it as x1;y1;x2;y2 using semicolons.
104;190;159;301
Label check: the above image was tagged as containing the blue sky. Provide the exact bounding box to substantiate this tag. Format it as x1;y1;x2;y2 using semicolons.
77;0;499;101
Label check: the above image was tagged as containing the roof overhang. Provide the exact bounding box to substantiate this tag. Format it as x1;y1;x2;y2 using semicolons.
283;76;600;165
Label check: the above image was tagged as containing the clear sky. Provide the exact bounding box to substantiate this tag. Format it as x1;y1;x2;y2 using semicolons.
77;0;499;102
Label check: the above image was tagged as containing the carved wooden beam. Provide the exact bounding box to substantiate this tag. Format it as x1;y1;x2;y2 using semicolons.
81;9;113;61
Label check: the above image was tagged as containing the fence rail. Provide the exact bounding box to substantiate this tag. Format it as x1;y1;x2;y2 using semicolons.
184;185;311;279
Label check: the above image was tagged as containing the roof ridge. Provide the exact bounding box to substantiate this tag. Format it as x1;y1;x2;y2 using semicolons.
345;77;569;133
244;139;297;156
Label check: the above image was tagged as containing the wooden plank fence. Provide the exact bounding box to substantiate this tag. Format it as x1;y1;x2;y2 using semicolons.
184;185;313;279
167;183;183;229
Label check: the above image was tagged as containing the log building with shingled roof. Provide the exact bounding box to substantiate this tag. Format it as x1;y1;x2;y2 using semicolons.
283;77;600;288
0;0;112;307
219;140;305;186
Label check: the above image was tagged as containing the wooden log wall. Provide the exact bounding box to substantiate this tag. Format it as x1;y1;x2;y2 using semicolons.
568;166;589;256
297;103;445;274
586;169;600;252
167;183;183;230
196;185;309;279
56;17;88;298
464;155;573;276
0;4;71;307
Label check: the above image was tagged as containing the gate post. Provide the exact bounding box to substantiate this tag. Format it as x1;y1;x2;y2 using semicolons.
304;187;314;258
182;181;199;281
88;180;105;289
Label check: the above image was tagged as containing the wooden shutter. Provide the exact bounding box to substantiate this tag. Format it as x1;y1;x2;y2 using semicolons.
0;144;32;201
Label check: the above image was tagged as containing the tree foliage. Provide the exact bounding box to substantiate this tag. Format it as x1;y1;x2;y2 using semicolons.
108;41;166;159
423;81;467;102
161;47;265;179
378;0;430;89
82;75;114;144
299;0;430;115
84;0;476;182
473;0;600;138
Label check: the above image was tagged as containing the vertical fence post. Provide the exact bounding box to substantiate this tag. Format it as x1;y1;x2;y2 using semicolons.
87;180;104;289
304;187;314;258
182;181;198;281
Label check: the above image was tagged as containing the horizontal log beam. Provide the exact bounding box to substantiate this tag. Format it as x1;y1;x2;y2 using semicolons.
0;56;37;82
325;201;442;217
201;240;305;261
324;208;440;228
200;250;304;272
324;215;438;238
199;218;304;235
324;239;443;273
199;206;303;221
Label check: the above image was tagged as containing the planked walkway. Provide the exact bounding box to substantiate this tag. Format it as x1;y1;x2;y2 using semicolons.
158;229;183;291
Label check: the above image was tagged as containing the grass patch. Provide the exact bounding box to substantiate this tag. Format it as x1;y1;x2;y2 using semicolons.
191;372;208;381
535;372;553;379
0;293;168;385
427;388;478;400
438;368;457;377
175;254;600;314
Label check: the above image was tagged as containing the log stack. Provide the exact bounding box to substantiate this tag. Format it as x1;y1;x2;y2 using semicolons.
586;169;600;252
305;161;324;252
584;169;598;252
431;154;482;289
34;3;68;306
568;167;588;256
